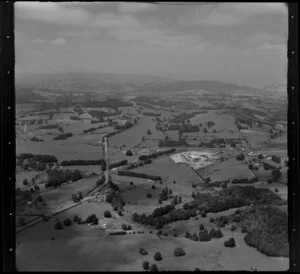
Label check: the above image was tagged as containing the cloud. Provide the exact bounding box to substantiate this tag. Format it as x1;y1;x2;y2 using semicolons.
32;38;46;44
15;2;90;25
52;38;67;45
179;3;287;26
117;2;157;13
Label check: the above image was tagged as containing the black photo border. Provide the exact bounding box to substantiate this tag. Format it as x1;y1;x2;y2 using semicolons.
0;1;299;272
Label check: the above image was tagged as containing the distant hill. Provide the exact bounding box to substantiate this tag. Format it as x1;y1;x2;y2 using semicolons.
141;80;260;93
16;72;261;99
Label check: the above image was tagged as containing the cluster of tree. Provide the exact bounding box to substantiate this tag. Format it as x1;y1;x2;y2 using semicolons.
16;188;32;201
104;210;112;218
118;170;161;181
70;116;80;120
109;231;127;235
30;137;44;142
18;153;58;164
96;175;105;186
36;124;59;130
227;206;288;257
73;106;84;115
82;98;132;110
126;159;152;170
170;111;204;124
271;155;281;164
158;138;188;147
71;191;83;203
173;247;186;257
85;214;99;225
109;159;128;169
262;161;277;170
82;127;97;134
184;186;284;215
45;169;82;188
208;180;229;188
207;121;215;128
61;159;106;168
73;215;84;225
114;122;134;130
270;168;282;182
138;148;176;161
152;204;175;217
143;112;161;117
158;186;173;203
53;132;73;140
231;177;258;184
224;237;236;247
121;224;132;231
236;153;245;161
132;207;197;229
88;110;112;121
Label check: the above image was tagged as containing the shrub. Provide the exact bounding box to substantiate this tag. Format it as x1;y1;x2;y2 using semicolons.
272;155;281;164
210;217;215;223
63;218;72;226
146;193;152;198
54;221;63;230
192;233;198;241
241;227;247;233
185;232;192;239
86;214;98;224
224;237;236;247
174;247;186;257
194;268;201;271
214;228;223;238
126;150;133;156
236;153;245;161
150;264;159;272
198;230;211;242
199;223;205;231
154;252;162;261
152;185;156;190
104;210;112;218
275;188;279;193
139;248;148;255
143;261;150;270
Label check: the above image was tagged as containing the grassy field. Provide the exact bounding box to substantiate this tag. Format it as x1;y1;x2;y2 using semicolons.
200;157;255;182
16;214;288;271
109;117;163;149
133;155;204;199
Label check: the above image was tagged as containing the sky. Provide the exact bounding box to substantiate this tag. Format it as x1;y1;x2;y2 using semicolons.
15;2;288;87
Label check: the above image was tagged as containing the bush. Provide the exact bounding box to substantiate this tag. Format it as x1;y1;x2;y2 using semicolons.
143;261;150;270
126;150;133;156
236;153;245;161
185;232;192;239
198;230;211;242
54;221;63;230
174;247;186;257
199;223;205;231
275;188;279;193
63;218;72;226
224;237;236;247
272;155;281;164
104;210;112;218
154;252;162;261
192;233;198;241
139;248;148;255
231;225;237;231
151;185;156;190
150;264;159;272
146;193;152;198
